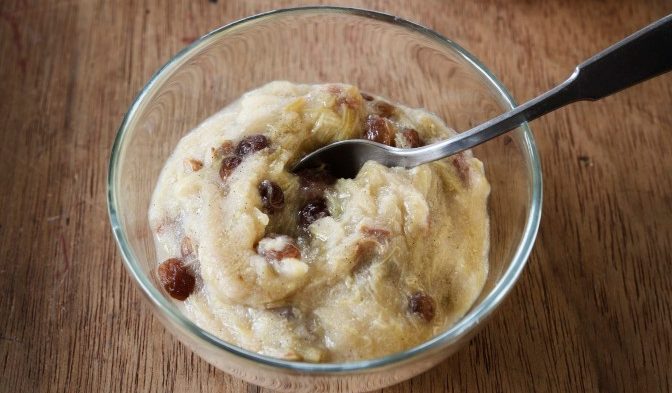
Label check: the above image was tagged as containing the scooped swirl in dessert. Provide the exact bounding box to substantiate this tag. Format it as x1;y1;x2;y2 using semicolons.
149;81;490;362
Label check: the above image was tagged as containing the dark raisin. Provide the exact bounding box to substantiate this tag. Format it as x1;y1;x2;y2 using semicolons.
408;291;436;322
361;92;374;101
185;158;203;171
158;258;195;301
364;114;395;146
258;180;285;213
220;155;242;179
401;128;423;148
181;237;195;257
235;134;269;156
373;101;396;118
298;198;330;229
297;168;336;199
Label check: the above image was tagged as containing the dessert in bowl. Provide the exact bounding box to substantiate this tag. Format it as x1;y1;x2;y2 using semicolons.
108;7;541;392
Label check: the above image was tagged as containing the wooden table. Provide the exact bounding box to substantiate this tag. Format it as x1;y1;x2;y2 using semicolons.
1;1;671;392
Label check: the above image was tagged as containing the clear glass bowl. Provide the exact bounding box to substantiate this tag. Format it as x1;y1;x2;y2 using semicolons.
108;6;541;392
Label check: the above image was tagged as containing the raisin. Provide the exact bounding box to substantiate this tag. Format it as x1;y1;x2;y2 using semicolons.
258;180;285;213
297;168;336;199
235;134;269;156
408;291;436;322
158;258;195;301
181;236;195;257
364;114;395;146
184;158;203;172
220;155;242;179
401;128;423;148
373;101;396;118
361;92;374;101
298;198;330;229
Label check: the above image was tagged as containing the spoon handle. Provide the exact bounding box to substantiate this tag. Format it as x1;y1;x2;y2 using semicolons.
415;14;672;164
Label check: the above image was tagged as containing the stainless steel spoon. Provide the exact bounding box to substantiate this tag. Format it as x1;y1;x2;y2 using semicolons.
293;14;672;178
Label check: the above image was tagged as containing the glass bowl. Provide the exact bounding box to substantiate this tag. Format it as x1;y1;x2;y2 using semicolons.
108;6;541;392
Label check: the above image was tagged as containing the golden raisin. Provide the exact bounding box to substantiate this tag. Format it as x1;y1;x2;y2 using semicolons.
401;128;423;148
364;115;395;146
158;258;195;301
408;291;436;322
220;155;242;179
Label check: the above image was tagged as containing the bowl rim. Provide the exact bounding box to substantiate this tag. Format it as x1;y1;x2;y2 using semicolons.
107;5;542;373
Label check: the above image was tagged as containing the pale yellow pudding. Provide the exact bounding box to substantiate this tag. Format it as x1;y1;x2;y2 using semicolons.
149;81;490;362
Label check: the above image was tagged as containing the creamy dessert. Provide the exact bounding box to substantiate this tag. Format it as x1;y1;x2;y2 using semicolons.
149;81;490;362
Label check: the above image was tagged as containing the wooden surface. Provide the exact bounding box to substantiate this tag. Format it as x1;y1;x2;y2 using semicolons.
1;0;672;392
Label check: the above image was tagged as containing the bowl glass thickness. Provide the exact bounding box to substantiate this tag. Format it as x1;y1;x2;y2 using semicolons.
108;7;541;392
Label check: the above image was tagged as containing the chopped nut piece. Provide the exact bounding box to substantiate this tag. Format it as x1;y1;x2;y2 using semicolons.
408;291;436;322
219;155;242;179
364;114;395;146
258;180;285;213
235;134;269;156
401;128;423;148
211;140;234;159
184;158;203;172
298;198;330;229
158;258;195;301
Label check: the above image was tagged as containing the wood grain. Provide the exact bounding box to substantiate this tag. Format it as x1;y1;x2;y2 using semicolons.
1;0;671;392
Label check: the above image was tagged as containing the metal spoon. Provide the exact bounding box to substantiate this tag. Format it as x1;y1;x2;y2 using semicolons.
293;14;672;178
